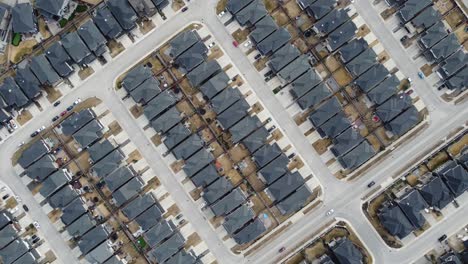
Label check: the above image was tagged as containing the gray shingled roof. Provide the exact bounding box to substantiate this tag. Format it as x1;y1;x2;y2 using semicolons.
187;60;222;88
265;172;305;202
35;0;67;17
210;188;246;216
18;140;49;168
277;184;312;215
122;65;153;92
203;177;233;204
129;76;161;104
121;194;156;220
199;71;230;99
88;140;116;163
277;55;311;83
14;67;41;100
92;149;124;177
439;50;467;77
191;164;219;188
0;212;11;230
105;166;135;192
61;32;94;65
385;106;420;137
10;252;36;264
84;240;114;264
338;38;368;63
346;48;377;77
235;0;267;27
48;185;78;208
78;226;108;255
366;74;399;105
30;54;60;86
168;30;200;58
330;237;363;264
175;42;208;72
66;213;94;238
39;170;71;198
233;218;266;245
252;143;282;168
441;164;468;197
211;88;243;114
164;123;191;149
419;22;447;49
134;204;163;231
250;15;277;44
127;0;157;17
411;6;439;29
257;28;291;56
77;20;107;56
61;198;87;225
103;256;125;264
172;133;204;159
44;42;74;77
165;250;199;264
446;67;468;91
143;90;177;121
354;64;389;92
0;225;18;249
378;205;415;239
337;140;375;170
217;98;250;129
26;154;57;182
241;126;269;153
308;97;342;127
147;232;185;263
150;106;181;134
314;8;349;35
0;77;29;110
226;0;254;14
73;119;104;148
61;109;95;136
307;0;336;19
183;149;214;177
223;204;254;235
396;189;428;228
418;176;453;210
258;154;289;185
107;0;138;30
93;6;123;39
229;116;262;143
112;177;144;207
397;0;431;22
11;3;36;34
296;82;331;110
428;34;460;61
144;220;175;247
268;44;300;73
290;69;322;99
0;239;29;264
330;127;364;157
375;94;412;123
326;21;357;51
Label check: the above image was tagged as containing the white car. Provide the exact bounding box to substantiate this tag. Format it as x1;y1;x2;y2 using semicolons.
326;209;335;216
18;141;25;147
244;40;252;47
33;221;40;229
208;42;215;48
9;120;18;129
218;11;225;17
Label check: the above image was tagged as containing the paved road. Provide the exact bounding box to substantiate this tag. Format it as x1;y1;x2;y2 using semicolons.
0;1;467;264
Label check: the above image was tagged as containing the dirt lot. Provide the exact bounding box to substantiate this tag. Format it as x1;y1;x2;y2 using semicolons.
10;39;38;63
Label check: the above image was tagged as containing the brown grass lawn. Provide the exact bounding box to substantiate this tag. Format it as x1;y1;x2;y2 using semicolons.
10;39;38;63
16;110;33;125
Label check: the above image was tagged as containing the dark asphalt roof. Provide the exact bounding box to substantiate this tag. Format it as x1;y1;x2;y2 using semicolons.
241;126;269;153
354;64;390;92
11;3;36;34
168;30;201;58
210;188;246;216
337;140;376;170
314;8;350;35
252;143;282;168
164;123;191;150
134;204;163;231
385;106;420;137
121;194;156;220
277;55;311;83
143;90;178;121
39;169;70;198
375;94;412;123
91;148;124;177
397;0;431;22
338;38;368;63
172;133;204;160
256;27;291;55
211;87;243;114
144;220;175;247
122;65;153;92
73;119;104;148
26;154;57;182
66;213;94;238
326;21;357;51
235;0;267;27
150;106;182;134
112;177;144;207
147;232;185;263
226;0;254;14
258;154;290;185
290;68;321;98
107;0;138;30
187;60;222;88
183;149;214;177
296;82;331;110
223;204;254;235
229;115;263;143
418;176;453;210
30;54;60;86
0;77;29;110
345;48;377;77
129;76;161;104
48;185;78;209
203;177;233;204
199;71;230;99
277;184;312;215
45;42;74;77
78;226;108;255
330;127;364;157
77;20;107;55
105;166;135;193
18;140;49;168
60;198;87;226
233;218;266;245
250;15;277;44
14;67;41;100
396;189;428;228
308;96;342;127
93;6;123;39
217;98;250;129
61;32;94;65
378;203;414;239
366;74;399;105
268;44;300;73
330;237;363;264
265;172;305;202
88;140;116;163
61;109;95;136
191;164;219;188
175;41;208;72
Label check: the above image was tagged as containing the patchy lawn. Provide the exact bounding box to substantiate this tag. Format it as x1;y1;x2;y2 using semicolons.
283;0;302;18
107;40;125;58
271;9;290;26
45;87;63;103
232;28;250;44
78;67;95;80
216;0;228;14
10;39;38;63
172;0;185;11
444;8;464;29
16;110;33;125
138;20;156;35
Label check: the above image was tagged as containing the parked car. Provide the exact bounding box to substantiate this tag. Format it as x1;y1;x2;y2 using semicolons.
60;111;67;116
254;54;262;60
175;214;183;220
418;72;424;79
181;6;188;12
22;205;29;212
243;40;252;47
9;120;17;129
33;221;40;229
264;70;273;77
53;100;61;107
326;209;334;216
30;131;39;137
66;105;74;111
18;141;25;147
367;181;376;188
218;11;225;17
2;194;9;200
208;42;216;48
278;247;286;253
52;116;60;122
438;234;447;242
232;41;239;47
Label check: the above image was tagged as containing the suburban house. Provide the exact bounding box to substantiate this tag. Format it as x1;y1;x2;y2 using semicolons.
11;3;37;35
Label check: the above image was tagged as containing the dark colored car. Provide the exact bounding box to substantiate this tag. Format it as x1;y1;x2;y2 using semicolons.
52;116;60;122
438;234;447;242
53;101;61;107
23;205;29;212
254;54;262;60
278;247;286;253
181;6;188;12
66;105;74;111
60;111;67;116
367;181;376;188
30;131;39;137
